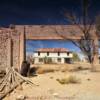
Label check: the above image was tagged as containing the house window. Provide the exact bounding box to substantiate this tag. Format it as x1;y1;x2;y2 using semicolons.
57;58;61;62
39;58;43;62
47;52;49;56
67;52;70;56
38;52;40;56
58;52;60;56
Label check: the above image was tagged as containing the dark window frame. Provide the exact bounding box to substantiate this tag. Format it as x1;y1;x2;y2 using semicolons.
58;52;60;56
57;58;61;62
39;58;43;62
38;52;40;56
67;52;70;56
47;52;49;56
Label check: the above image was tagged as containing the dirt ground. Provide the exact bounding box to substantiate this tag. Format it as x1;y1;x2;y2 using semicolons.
4;64;100;100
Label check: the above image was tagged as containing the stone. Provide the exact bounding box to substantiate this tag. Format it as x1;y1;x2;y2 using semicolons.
17;85;23;91
16;95;26;100
53;93;59;97
87;78;91;81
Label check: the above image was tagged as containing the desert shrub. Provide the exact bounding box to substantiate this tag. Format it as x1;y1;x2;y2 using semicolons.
73;52;80;62
70;65;90;72
56;75;80;84
36;68;55;74
29;67;38;75
70;66;83;72
0;70;6;78
20;61;30;77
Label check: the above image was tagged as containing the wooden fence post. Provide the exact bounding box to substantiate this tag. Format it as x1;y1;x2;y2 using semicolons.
19;26;26;71
7;38;12;72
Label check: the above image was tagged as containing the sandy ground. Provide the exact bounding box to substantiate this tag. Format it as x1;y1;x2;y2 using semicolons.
4;69;100;100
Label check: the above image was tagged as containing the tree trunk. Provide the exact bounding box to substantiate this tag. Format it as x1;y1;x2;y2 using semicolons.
91;37;99;71
91;55;99;71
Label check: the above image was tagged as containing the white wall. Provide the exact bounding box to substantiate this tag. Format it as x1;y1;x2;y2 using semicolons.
34;57;44;64
34;57;65;64
33;52;73;64
61;58;65;63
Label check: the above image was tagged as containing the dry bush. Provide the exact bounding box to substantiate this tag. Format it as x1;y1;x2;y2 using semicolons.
0;70;6;78
69;65;90;72
16;85;23;90
34;64;74;73
36;67;55;74
56;75;80;84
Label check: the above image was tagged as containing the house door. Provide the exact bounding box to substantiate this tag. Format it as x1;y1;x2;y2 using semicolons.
64;58;71;64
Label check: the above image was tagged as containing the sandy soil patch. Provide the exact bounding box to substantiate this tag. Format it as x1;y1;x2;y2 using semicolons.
4;69;100;100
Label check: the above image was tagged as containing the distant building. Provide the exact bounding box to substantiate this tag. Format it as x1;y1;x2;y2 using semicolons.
33;48;73;64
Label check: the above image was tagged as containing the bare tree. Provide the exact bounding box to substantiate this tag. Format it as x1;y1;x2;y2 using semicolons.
54;0;99;71
96;15;100;33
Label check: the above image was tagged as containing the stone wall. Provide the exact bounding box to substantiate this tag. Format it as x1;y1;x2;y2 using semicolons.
11;31;20;69
0;29;20;70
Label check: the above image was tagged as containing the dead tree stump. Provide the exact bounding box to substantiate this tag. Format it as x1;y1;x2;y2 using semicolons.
0;67;38;99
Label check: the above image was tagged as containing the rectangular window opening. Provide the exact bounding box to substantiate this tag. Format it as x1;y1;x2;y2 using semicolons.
47;52;49;56
58;52;60;56
57;58;61;62
38;52;40;56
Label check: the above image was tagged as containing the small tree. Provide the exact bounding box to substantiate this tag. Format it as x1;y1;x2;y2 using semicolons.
73;52;80;62
44;56;48;64
96;15;100;34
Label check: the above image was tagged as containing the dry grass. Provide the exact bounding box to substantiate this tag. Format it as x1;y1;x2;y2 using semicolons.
4;70;100;100
32;64;74;74
36;67;55;74
31;63;91;74
56;75;80;84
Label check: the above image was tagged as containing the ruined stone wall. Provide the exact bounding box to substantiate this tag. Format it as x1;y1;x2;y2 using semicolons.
11;31;20;69
0;29;20;70
0;31;8;70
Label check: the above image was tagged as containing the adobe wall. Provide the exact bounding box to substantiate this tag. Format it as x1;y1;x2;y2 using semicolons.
0;29;21;71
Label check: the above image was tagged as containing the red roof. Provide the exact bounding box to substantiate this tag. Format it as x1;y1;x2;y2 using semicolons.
37;48;69;53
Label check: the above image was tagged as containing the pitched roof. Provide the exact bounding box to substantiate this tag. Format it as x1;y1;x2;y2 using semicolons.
36;48;69;53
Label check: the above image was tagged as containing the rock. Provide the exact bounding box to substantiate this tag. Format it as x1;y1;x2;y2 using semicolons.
47;89;54;94
53;93;59;97
17;85;23;90
16;95;26;100
87;78;91;81
50;76;53;79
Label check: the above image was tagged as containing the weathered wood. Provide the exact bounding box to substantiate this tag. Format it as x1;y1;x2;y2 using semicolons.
0;67;38;99
0;80;23;100
19;27;26;70
7;38;12;73
91;36;100;71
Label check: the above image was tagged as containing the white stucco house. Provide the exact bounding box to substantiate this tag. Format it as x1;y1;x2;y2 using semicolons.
33;48;73;64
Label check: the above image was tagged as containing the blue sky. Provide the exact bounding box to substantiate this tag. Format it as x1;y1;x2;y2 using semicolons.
0;0;99;26
26;40;79;53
